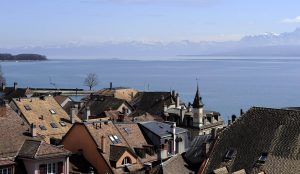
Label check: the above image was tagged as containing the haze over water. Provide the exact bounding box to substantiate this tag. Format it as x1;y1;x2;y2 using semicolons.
2;57;300;119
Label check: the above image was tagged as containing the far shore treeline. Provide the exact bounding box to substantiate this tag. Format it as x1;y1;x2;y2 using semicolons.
0;53;47;61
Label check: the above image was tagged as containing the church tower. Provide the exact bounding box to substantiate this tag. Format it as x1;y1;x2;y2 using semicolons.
192;84;204;128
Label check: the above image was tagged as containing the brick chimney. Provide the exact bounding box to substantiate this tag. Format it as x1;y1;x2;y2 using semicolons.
70;108;76;124
14;82;18;91
175;93;180;108
30;123;37;137
84;107;91;121
1;83;5;91
101;136;106;153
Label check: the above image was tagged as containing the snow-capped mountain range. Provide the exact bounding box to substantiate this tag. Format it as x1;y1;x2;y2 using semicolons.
2;28;300;59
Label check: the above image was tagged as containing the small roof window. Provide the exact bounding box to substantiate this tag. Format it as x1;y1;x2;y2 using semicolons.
59;121;66;127
109;135;121;144
124;128;131;134
224;148;237;161
39;125;47;130
49;109;56;114
257;152;268;164
50;122;58;128
24;105;31;111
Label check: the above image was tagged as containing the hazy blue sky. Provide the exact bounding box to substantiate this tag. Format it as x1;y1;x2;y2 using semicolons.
1;0;300;47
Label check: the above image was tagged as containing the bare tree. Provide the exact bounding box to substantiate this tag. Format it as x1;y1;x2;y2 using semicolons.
84;73;99;90
0;64;6;85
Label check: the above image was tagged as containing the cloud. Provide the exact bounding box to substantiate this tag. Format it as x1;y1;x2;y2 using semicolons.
281;16;300;23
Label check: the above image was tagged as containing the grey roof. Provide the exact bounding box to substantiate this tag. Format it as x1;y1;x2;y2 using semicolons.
18;140;70;159
139;121;188;138
203;107;300;174
185;134;212;164
162;154;194;174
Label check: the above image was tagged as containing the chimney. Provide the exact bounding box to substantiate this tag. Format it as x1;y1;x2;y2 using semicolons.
211;128;217;139
180;106;185;121
232;115;237;122
228;119;232;125
14;82;18;91
202;142;210;155
101;136;106;153
171;90;176;98
70;108;76;124
109;82;112;90
31;123;37;137
85;107;91;121
1;83;5;91
175;93;180;108
172;122;176;154
187;102;192;112
240;109;244;116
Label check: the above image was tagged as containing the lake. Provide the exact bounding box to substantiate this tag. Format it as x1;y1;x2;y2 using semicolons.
2;58;300;119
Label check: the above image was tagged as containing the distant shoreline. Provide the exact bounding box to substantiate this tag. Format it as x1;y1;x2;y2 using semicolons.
0;53;48;61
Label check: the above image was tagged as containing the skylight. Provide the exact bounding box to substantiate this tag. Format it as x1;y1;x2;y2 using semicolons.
49;109;56;114
24;105;31;110
39;125;47;130
257;152;268;164
59;121;66;127
50;122;58;128
109;135;121;144
224;148;237;161
124;128;131;134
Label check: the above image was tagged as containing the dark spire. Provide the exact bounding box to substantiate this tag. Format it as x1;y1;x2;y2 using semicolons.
192;83;203;108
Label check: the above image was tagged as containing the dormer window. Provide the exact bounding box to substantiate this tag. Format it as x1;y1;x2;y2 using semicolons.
49;109;56;114
24;105;31;110
121;157;131;166
257;152;268;164
109;135;121;144
224;148;237;161
50;122;58;128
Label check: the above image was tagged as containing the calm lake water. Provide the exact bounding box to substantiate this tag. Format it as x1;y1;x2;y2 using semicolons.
2;58;300;119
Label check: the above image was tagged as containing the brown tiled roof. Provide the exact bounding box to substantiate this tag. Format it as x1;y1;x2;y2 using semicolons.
127;112;164;122
12;96;80;142
162;154;194;174
83;121;144;173
130;92;178;116
0;160;15;167
0;106;33;158
203;107;300;174
80;95;132;117
18;139;70;159
96;88;138;102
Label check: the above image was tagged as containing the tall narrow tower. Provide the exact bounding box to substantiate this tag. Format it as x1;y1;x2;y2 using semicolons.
192;84;204;128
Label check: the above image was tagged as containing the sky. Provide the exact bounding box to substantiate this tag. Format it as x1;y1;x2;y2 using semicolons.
1;0;300;48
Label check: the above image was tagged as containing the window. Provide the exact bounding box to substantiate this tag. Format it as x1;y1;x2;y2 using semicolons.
39;163;57;174
257;152;268;164
124;128;131;134
50;123;58;128
39;124;47;130
49;109;56;114
0;167;12;174
224;148;237;161
109;135;121;144
121;157;131;166
113;135;121;143
24;105;31;110
59;121;66;127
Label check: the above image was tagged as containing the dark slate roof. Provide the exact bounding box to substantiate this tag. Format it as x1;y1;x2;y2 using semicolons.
0;106;33;158
82;95;130;117
192;86;203;109
130;92;175;116
162;154;194;174
139;121;188;138
109;145;136;162
185;134;212;164
18;140;70;159
203;107;300;174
